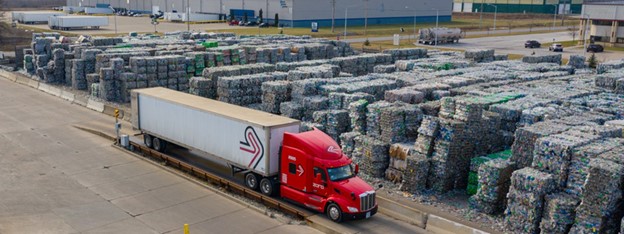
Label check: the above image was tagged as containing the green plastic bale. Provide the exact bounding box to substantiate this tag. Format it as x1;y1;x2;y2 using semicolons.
466;184;478;195
468;172;479;185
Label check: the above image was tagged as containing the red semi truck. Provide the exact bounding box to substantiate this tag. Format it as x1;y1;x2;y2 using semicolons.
131;88;377;222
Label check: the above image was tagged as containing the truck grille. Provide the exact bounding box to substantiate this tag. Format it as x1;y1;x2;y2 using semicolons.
359;191;376;212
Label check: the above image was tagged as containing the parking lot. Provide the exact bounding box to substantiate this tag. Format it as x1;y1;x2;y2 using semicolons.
419;31;624;61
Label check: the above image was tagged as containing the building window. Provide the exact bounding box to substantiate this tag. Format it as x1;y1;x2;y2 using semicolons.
592;20;613;26
289;163;296;174
617;38;624;43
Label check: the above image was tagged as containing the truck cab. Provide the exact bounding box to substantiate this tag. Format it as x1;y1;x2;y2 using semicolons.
279;129;377;222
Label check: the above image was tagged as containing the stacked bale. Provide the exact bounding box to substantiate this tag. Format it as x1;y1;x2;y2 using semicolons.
382;48;427;61
49;49;65;84
522;54;562;64
198;63;275;98
384;88;425;104
385;143;412;183
464;49;495;63
355;136;390;178
312;110;350;141
567;55;586;69
429;118;467;192
401;152;431;193
467;150;512;195
329;54;393;76
339;131;361;157
275;60;329;72
565;138;624;196
286;64;340;81
189;77;214;98
413;116;439;158
328;92;373;110
539;193;579;234
261;81;292;114
71;59;87;90
217;72;287;106
570;158;624;234
504;168;558;233
366;101;393;138
469;158;515;214
348;99;370;134
531;131;601;189
378;103;422;143
511;121;571;169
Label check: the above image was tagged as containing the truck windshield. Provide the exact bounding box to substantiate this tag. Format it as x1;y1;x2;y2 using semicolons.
327;165;354;182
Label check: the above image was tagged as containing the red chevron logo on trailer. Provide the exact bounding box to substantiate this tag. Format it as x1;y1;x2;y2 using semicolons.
240;126;264;169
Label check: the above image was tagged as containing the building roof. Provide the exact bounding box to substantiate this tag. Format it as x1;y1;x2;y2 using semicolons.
584;0;624;5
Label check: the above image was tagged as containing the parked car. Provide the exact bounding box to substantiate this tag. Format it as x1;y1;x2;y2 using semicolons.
525;40;541;48
586;44;604;53
228;20;239;26
549;44;563;52
243;21;258;26
259;22;270;28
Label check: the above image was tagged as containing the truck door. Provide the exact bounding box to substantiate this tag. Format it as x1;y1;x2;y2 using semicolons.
312;167;329;197
280;146;309;192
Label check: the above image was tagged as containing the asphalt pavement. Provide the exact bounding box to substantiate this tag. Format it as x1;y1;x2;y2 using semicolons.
0;76;320;234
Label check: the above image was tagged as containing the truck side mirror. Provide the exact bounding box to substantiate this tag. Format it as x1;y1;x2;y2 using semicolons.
354;164;359;175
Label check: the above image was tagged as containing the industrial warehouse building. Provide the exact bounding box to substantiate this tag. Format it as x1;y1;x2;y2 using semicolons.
452;0;582;14
65;0;451;27
579;0;624;46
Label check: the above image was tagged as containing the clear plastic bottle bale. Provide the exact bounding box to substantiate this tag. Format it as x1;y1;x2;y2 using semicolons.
539;193;579;234
504;168;557;234
565;138;624;196
339;131;361;157
511;121;571;169
401;152;430;193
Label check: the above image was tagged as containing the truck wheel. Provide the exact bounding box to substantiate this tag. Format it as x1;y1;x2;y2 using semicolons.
245;173;259;190
153;137;167;152
326;203;343;223
144;134;153;148
259;178;275;196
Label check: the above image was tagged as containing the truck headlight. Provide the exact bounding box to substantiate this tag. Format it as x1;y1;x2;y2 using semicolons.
347;206;359;213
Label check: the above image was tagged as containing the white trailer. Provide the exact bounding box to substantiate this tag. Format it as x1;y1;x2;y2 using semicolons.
131;87;300;177
84;7;114;15
48;16;109;30
12;12;65;24
418;27;463;45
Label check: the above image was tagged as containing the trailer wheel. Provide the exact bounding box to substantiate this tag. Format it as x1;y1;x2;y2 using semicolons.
144;134;153;148
326;203;343;223
245;173;259;190
259;178;275;196
153;137;168;152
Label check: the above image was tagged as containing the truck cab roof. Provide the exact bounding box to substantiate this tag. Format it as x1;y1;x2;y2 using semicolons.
283;128;349;167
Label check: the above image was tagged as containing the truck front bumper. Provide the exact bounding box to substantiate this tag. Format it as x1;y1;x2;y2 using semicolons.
343;205;378;221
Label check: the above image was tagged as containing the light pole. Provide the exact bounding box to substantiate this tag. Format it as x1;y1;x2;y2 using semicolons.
344;4;362;40
432;8;439;45
583;15;587;57
405;6;416;43
551;4;557;30
486;4;497;31
479;0;484;30
186;0;190;31
109;6;117;34
331;0;336;33
364;0;369;39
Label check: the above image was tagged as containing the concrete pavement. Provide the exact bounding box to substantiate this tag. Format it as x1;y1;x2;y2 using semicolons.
0;76;320;234
344;26;573;43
